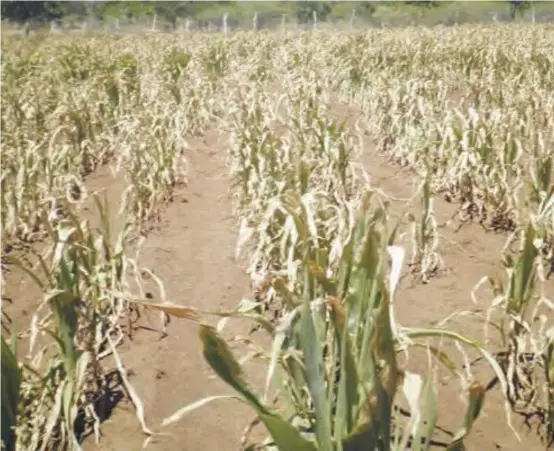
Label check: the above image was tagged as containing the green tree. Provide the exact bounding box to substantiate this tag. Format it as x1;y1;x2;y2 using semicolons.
508;0;529;20
153;2;194;29
295;1;333;23
91;1;127;21
404;1;439;7
0;1;64;23
357;1;376;18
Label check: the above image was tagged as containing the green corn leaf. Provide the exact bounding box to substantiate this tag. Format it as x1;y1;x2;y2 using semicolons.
48;290;82;376
341;421;376;451
259;413;317;451
1;336;21;451
299;267;333;451
510;225;537;315
199;324;316;451
337;238;355;297
200;324;267;414
372;286;397;451
329;298;359;440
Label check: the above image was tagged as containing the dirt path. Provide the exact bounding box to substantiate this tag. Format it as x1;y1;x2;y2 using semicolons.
2;128;265;450
85;130;264;451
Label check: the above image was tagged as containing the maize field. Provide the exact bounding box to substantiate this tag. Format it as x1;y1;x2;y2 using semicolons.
1;24;553;451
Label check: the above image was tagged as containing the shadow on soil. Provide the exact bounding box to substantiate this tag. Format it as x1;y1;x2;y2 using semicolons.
75;370;126;444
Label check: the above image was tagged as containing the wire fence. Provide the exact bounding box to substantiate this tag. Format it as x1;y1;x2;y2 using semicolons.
4;5;554;37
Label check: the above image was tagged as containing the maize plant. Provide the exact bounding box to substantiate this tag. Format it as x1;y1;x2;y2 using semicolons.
136;193;504;451
474;225;554;443
2;196;150;450
527;137;554;277
1;34;216;248
336;25;553;244
408;175;442;283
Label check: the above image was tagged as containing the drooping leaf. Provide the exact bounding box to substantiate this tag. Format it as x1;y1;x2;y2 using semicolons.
259;413;317;451
199;325;316;451
446;382;486;451
199;324;266;412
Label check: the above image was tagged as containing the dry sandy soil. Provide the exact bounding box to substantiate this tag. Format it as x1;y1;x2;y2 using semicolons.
2;100;553;451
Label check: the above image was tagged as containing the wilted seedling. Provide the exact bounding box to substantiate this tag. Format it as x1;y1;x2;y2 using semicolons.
4;197;152;450
408;175;442;283
474;225;554;442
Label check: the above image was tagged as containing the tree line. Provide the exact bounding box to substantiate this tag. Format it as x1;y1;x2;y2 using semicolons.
0;1;540;26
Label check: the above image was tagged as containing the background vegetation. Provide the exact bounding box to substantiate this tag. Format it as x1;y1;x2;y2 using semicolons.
2;1;553;30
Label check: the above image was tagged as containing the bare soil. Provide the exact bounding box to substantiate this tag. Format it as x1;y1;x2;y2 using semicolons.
82;131;265;451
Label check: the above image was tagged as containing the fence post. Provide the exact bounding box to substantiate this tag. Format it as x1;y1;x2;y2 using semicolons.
223;12;229;35
313;10;318;30
253;11;258;31
152;14;157;31
350;9;356;28
185;18;191;33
